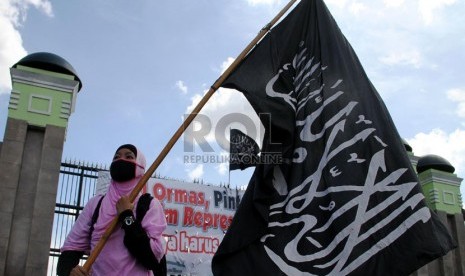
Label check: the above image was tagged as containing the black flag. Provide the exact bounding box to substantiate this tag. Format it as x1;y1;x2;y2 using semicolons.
229;129;260;171
212;0;456;275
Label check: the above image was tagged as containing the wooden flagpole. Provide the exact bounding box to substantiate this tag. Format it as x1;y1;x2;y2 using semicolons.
83;0;298;271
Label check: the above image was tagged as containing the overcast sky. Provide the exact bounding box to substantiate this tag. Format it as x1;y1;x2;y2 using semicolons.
1;0;464;197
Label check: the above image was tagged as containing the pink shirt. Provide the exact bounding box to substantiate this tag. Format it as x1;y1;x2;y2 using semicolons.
61;194;167;275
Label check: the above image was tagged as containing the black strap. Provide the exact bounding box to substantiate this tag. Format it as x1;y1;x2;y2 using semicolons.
89;193;166;274
90;193;149;236
136;193;153;221
134;193;167;275
154;254;167;276
89;195;105;240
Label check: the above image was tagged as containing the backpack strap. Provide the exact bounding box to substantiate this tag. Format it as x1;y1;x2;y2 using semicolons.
89;195;105;240
135;193;167;276
136;193;153;221
91;193;165;274
90;193;150;237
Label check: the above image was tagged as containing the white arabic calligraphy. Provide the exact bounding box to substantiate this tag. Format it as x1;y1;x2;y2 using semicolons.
262;42;428;275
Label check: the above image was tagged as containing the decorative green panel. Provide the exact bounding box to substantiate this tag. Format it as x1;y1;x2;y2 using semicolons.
418;169;462;215
8;66;79;128
8;83;71;128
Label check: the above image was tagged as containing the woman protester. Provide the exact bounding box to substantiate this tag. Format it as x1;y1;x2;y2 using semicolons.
57;144;167;276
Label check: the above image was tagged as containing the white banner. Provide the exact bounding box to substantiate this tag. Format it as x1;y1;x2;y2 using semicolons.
96;174;243;275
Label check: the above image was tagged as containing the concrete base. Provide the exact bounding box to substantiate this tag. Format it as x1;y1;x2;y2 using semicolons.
0;118;65;276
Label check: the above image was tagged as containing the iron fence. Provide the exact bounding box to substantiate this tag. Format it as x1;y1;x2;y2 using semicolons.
48;160;188;276
48;160;106;276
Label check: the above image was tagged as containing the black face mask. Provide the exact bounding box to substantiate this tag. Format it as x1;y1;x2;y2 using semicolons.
110;159;136;182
